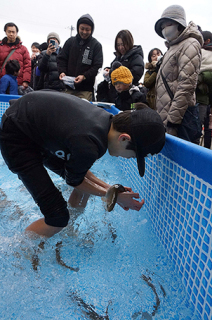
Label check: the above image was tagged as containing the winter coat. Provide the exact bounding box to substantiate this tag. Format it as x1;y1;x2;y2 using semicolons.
156;22;203;127
115;85;147;111
196;46;212;105
108;45;144;103
57;14;103;92
0;37;31;86
111;45;144;86
30;55;40;90
143;62;158;110
0;74;18;95
38;48;65;91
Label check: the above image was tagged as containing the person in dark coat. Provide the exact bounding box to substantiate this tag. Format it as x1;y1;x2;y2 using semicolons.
110;62;147;111
105;30;144;103
57;14;103;101
30;42;40;90
37;32;64;91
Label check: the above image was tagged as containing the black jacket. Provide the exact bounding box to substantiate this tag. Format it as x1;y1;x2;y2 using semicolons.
38;48;64;91
111;45;144;86
57;34;103;92
115;86;147;111
3;91;111;186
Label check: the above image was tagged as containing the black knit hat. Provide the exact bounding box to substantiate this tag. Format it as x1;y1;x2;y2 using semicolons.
77;14;94;33
39;42;48;52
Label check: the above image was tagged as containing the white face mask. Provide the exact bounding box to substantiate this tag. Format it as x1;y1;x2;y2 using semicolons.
162;24;180;42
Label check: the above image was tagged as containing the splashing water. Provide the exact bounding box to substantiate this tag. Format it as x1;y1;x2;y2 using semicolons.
0;153;200;319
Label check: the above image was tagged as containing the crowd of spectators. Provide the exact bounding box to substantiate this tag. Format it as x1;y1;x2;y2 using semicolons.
0;5;212;147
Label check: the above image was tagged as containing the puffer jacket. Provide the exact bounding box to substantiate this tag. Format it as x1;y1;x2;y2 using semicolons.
156;22;203;126
38;48;65;91
0;37;31;85
111;45;144;85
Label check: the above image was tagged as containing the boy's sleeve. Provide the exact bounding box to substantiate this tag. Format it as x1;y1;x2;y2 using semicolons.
0;76;9;94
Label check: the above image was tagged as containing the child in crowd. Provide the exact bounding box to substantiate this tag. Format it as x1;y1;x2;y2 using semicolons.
0;60;20;95
143;48;163;110
110;62;147;111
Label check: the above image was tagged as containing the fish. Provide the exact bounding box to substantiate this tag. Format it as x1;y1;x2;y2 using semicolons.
141;274;161;317
69;291;111;319
55;241;79;272
102;184;126;212
31;240;45;272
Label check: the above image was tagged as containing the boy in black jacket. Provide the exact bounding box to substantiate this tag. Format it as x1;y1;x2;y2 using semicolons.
110;62;147;111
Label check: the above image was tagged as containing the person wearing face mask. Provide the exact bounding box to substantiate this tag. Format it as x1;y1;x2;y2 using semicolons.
30;42;40;90
37;32;65;91
57;14;103;101
155;5;203;141
143;48;163;110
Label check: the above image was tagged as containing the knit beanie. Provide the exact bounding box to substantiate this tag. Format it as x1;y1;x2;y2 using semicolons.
77;14;94;33
47;32;60;44
111;62;133;85
39;42;48;52
155;5;187;38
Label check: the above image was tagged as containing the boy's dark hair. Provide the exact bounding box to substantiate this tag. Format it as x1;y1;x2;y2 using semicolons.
115;30;134;56
112;102;149;150
148;48;163;63
202;31;212;43
31;42;40;49
4;22;19;33
5;60;20;75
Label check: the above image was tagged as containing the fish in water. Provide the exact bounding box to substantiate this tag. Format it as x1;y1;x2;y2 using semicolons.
31;240;79;272
31;240;45;271
55;241;79;272
141;274;165;317
69;291;111;319
102;184;126;212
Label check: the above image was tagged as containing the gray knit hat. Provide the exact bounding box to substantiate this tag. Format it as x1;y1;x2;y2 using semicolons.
47;32;60;44
155;5;187;38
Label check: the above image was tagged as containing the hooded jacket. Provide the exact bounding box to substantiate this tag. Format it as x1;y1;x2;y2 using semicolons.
0;37;31;85
111;45;144;86
57;14;103;92
155;22;203;126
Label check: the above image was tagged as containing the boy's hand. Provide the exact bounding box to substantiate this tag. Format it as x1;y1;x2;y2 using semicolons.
117;191;144;211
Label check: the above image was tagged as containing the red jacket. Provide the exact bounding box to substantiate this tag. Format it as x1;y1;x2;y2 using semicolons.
0;37;31;85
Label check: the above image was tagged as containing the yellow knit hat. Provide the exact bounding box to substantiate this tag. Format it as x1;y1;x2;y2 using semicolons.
111;66;133;85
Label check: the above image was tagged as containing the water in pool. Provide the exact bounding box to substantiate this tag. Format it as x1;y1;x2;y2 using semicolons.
0;152;200;319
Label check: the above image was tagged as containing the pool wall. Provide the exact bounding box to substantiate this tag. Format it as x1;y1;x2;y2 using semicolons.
0;94;211;319
119;135;212;320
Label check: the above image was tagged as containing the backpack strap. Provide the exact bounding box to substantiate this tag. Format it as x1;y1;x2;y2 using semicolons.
0;48;17;73
160;69;174;101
